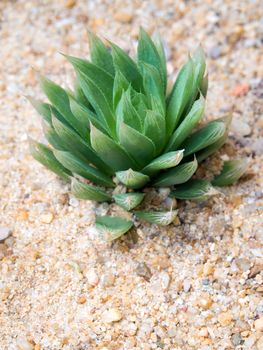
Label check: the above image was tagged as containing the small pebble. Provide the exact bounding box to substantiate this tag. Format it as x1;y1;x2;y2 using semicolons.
86;269;99;286
114;12;133;23
218;311;233;326
159;271;170;290
0;226;11;241
77;296;86;304
136;262;152;281
40;213;54;224
183;280;191;292
65;0;76;9
102;308;123;323
208;45;222;59
257;336;263;350
16;336;34;350
231;333;242;346
101;273;115;287
198;294;213;310
254;317;263;331
0;244;8;259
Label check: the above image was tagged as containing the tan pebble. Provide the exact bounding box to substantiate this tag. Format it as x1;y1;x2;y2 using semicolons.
34;345;41;350
65;0;76;9
218;311;233;326
198;294;213;310
203;262;214;276
255;317;263;331
257;335;263;350
0;82;6;92
77;296;86;304
114;12;133;23
40;212;54;224
231;83;250;97
103;308;122;323
16;336;34;350
101;273;115;287
198;327;209;338
86;269;99;286
151;255;170;270
232;215;243;229
0;244;8;260
16;209;29;221
248;264;263;279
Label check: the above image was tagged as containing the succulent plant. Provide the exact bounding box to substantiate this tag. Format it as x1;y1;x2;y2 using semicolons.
29;29;247;240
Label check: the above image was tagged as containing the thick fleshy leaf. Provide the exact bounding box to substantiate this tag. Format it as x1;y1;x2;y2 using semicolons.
113;70;130;109
76;71;115;136
135;210;178;226
153;32;167;91
166;96;205;151
29;138;71;180
73;78;91;107
54;150;114;187
200;73;208;98
171;179;218;201
166;58;194;135
153;157;198;187
182;121;226;157
90;124;136;171
88;31;115;76
110;42;143;91
95;215;133;241
39;76;86;138
143;110;166;152
212;159;248;186
116;90;142;132
27;97;52;124
142;150;184;176
42;121;67;150
116;169;150;189
138;28;166;91
139;62;165;115
71;178;111;202
118;122;156;167
113;192;145;211
52;115;112;174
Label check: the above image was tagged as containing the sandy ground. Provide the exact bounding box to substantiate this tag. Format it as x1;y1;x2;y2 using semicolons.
0;0;263;349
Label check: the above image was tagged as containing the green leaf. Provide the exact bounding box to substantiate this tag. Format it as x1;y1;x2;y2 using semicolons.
182;120;226;157
153;157;198;187
42;121;67;150
142;150;184;176
90;124;136;171
138;28;166;91
52;115;112;174
170;179;218;201
116;90;142;132
166;58;194;135
139;62;165;115
95;215;134;241
118;122;156;168
29;138;71;181
71;178;111;202
39;76;87;138
88;31;115;76
73;78;91;107
54;150;114;187
113;192;145;211
116;169;150;189
110;42;143;92
153;32;167;91
135;210;178;226
113;70;130;109
27;97;52;124
76;71;115;136
212;159;248;186
200;73;208;98
143;110;166;152
166;96;205;151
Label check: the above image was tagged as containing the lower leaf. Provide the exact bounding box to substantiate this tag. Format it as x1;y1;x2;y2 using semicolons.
95;215;134;241
135;210;178;226
113;192;145;211
212;159;248;186
71;178;111;202
170;179;219;201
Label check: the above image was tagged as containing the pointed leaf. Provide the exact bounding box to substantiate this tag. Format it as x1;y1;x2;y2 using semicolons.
29;138;71;181
113;70;130;109
170;179;218;201
116;90;142;132
118;122;156;167
153;32;167;91
212;159;248;186
166;96;205;151
110;42;143;91
73;78;91;107
153;157;198;187
143;110;166;152
166;58;194;134
113;192;145;211
138;28;166;91
42;121;67;150
142;150;184;176
95;215;133;241
182;121;226;157
90;124;136;171
200;73;208;98
52;115;112;174
71;178;111;202
27;97;52;124
116;169;150;189
88;31;115;75
135;210;178;226
39;76;86;138
54;150;114;187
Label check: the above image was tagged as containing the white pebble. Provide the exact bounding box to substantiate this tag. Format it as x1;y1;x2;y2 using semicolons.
102;308;123;323
0;227;12;241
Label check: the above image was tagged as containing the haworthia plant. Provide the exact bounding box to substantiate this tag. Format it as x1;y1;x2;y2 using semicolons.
29;29;247;241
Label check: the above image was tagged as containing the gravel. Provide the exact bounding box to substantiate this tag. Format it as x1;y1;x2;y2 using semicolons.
0;0;262;349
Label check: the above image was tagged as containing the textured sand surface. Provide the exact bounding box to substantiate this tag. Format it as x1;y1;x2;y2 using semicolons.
0;1;262;349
